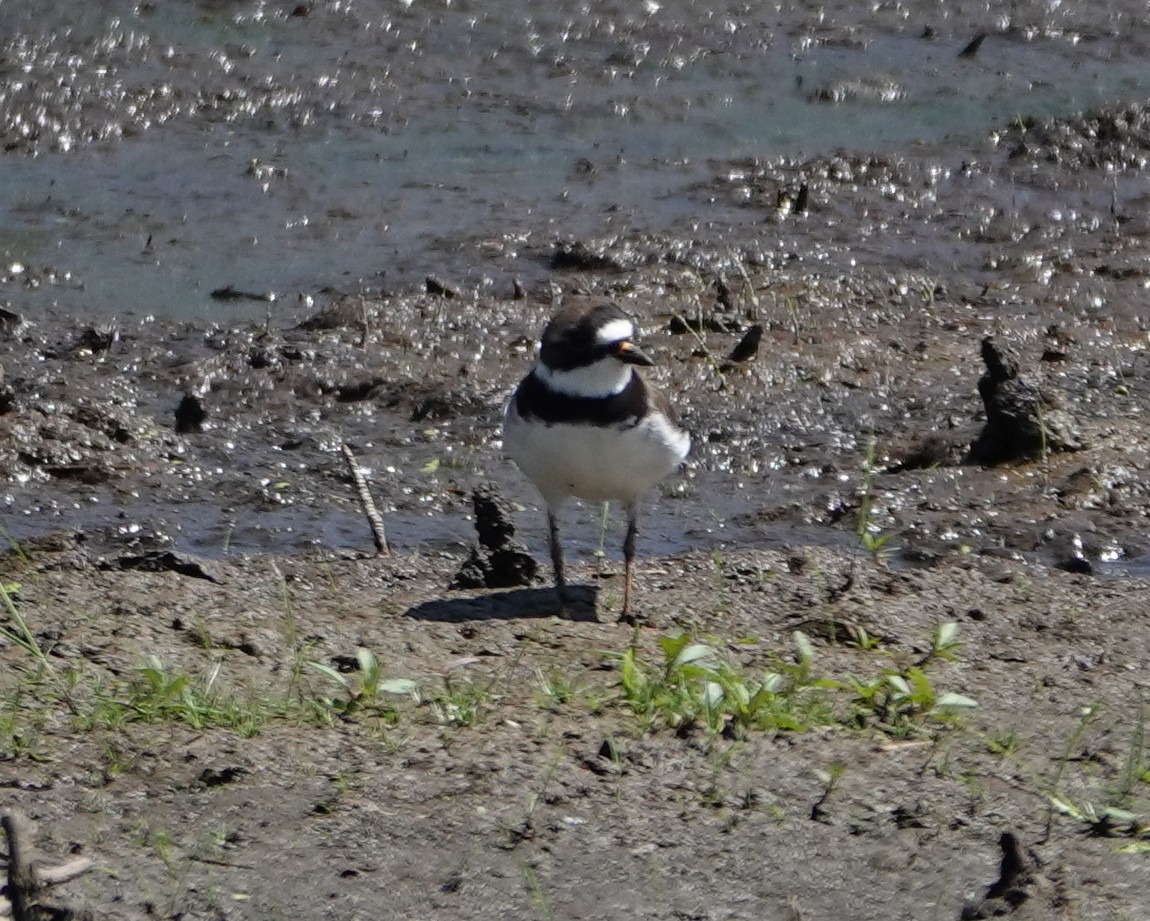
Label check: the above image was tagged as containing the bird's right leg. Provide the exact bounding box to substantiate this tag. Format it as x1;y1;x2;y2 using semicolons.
547;509;569;605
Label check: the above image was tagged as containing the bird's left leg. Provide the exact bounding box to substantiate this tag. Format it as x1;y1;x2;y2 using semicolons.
547;509;569;607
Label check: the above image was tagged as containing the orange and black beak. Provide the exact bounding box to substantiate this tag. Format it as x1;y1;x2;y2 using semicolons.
611;339;654;366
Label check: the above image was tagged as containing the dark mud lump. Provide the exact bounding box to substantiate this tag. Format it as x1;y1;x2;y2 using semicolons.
450;484;539;590
967;337;1083;464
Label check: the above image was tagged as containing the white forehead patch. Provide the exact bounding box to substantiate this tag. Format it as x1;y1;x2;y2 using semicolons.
595;318;634;346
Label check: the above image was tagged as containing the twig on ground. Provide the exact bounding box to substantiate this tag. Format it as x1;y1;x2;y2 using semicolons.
1;809;95;921
341;443;390;556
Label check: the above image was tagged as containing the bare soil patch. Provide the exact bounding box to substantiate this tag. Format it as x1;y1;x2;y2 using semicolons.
2;543;1149;920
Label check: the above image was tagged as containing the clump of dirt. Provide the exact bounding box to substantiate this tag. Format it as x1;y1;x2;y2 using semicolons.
968;336;1084;464
450;484;539;590
1001;99;1150;171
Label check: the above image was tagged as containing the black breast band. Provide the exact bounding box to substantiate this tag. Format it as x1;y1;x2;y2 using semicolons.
515;371;647;427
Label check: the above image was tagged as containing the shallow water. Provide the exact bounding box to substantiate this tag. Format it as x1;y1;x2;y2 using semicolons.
3;0;1150;319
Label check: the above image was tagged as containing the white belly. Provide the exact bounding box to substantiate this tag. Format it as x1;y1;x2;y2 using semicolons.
503;406;690;508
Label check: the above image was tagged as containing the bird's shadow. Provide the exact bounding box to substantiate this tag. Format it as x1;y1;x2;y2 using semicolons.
403;585;600;623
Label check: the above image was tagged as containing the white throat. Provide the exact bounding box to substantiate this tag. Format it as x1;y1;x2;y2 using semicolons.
535;357;633;398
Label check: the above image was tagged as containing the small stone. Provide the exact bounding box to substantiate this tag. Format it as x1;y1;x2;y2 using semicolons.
426;275;460;298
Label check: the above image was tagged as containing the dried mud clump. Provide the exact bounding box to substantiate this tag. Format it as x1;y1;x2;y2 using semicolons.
0;385;179;483
551;234;752;276
1003;100;1150;171
813;76;905;105
968;336;1083;465
450;483;538;590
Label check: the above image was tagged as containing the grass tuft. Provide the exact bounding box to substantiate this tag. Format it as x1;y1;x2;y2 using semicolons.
78;656;283;737
615;632;835;738
615;625;977;741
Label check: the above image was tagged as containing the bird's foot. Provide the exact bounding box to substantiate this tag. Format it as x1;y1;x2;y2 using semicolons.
617;607;648;627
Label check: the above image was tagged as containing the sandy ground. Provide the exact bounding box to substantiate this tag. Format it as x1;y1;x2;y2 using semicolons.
2;541;1150;920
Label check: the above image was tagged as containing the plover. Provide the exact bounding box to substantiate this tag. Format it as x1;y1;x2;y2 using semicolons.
503;303;690;622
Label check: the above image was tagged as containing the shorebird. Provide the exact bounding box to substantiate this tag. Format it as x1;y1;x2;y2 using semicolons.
503;303;690;622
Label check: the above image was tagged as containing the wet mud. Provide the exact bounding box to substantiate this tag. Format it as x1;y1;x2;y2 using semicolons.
5;97;1150;574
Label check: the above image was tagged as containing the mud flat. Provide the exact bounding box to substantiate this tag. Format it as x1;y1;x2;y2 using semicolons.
3;26;1150;921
